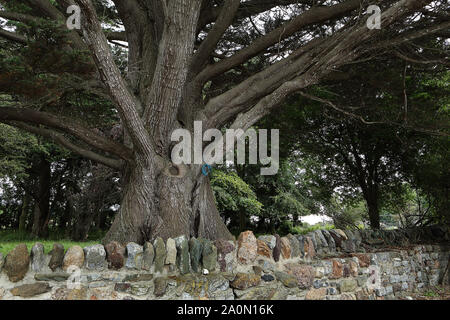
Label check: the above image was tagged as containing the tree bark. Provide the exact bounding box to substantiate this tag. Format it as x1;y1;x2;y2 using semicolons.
31;156;51;238
366;189;381;230
103;162;233;245
18;192;30;232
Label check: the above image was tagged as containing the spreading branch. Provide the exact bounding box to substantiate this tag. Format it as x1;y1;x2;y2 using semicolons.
5;121;123;170
0;107;134;162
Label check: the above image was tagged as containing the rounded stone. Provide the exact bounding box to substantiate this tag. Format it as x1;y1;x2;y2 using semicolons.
84;244;107;270
63;246;84;271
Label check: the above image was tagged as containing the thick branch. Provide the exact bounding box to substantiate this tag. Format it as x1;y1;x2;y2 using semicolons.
190;0;240;76
75;0;155;157
195;0;361;84
0;28;27;44
6;121;123;170
204;0;436;131
0;107;133;162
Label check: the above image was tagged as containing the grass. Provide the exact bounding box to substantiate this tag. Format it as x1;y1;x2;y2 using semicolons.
0;230;103;255
291;223;336;235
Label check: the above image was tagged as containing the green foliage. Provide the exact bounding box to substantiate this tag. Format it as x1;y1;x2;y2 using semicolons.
291;223;335;236
211;170;262;234
0;123;41;179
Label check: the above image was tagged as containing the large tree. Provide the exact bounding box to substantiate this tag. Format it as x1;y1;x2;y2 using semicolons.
0;0;447;243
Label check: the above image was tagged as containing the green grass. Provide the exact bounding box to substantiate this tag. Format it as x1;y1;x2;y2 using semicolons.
0;230;103;255
291;223;335;235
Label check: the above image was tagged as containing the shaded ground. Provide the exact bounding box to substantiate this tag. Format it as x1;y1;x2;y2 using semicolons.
410;285;450;300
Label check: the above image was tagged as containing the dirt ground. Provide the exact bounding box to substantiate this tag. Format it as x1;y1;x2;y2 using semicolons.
404;285;450;300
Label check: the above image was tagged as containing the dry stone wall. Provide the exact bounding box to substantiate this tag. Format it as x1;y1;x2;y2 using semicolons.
0;226;449;300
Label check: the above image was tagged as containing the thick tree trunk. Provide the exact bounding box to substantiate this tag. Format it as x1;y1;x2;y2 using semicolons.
366;191;381;230
31;156;51;238
103;162;233;245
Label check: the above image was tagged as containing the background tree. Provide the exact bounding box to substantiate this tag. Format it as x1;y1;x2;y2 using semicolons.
0;0;448;243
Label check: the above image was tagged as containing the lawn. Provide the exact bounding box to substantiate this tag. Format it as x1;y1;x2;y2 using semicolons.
0;230;103;255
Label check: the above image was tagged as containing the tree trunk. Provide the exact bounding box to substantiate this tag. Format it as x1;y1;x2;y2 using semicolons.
366;191;381;230
103;162;233;245
18;192;30;232
31;156;51;238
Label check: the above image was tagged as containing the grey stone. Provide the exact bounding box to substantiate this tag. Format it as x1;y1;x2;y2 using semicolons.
0;252;4;272
321;230;336;252
31;243;46;272
125;242;143;269
123;274;154;282
207;275;230;296
257;259;276;273
314;230;328;247
101;272;127;282
261;274;275;282
189;238;203;273
306;232;318;250
385;286;394;295
142;242;154;271
154;237;166;273
201;239;217;271
131;284;151;296
287;234;301;257
114;283;131;293
35;273;70;282
258;235;277;249
296;236;305;255
313;279;328;289
328;287;338;295
175;235;190;274
84;244;107;270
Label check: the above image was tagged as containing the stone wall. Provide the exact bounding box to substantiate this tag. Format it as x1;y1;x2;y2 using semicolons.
0;226;449;300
